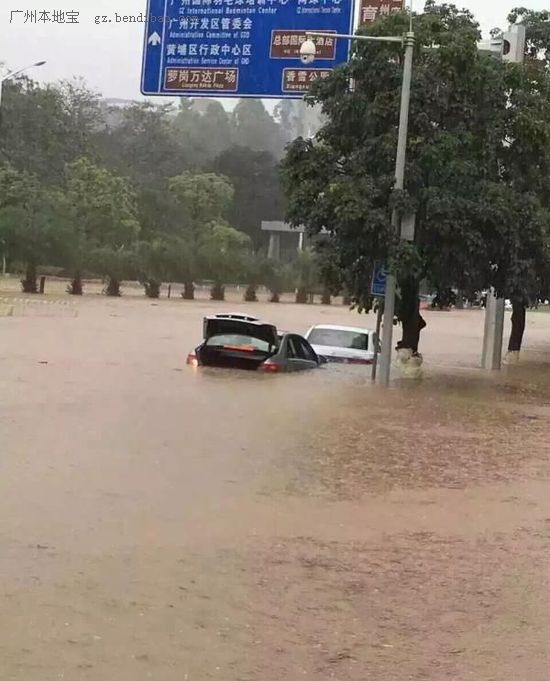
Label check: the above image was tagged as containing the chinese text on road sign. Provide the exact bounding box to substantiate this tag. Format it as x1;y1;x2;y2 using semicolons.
141;0;357;98
359;0;403;25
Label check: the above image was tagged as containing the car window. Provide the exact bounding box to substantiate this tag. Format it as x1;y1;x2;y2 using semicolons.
286;337;299;359
206;334;274;352
308;328;369;351
296;337;318;362
290;336;307;360
287;336;316;361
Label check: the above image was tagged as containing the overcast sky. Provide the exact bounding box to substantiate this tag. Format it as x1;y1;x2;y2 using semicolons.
1;1;548;102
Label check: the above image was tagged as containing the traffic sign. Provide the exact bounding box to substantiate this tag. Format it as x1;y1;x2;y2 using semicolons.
141;0;357;99
359;0;404;25
371;263;387;297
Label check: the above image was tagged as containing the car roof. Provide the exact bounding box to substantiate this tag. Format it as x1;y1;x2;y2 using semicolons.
308;324;372;335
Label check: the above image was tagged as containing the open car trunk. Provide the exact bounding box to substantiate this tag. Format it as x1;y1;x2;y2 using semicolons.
199;317;279;370
198;346;275;370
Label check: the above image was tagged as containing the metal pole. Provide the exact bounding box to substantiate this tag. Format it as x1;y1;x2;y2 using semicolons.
377;32;415;386
371;304;383;381
481;288;505;370
306;31;404;44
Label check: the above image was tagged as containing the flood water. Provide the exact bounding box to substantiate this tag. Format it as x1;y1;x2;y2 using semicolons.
2;292;550;680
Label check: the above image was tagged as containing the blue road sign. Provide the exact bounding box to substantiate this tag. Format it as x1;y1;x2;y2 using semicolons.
141;0;357;99
371;263;387;297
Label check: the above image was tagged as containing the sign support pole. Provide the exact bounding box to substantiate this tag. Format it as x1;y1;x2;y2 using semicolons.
371;304;383;381
377;31;415;386
481;289;505;370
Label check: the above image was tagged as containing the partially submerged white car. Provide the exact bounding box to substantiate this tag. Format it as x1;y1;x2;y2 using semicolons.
305;324;375;365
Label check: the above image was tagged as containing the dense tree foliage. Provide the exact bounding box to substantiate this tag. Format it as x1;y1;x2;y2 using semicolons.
212;146;283;250
3;2;550;339
281;2;550;354
0;76;307;297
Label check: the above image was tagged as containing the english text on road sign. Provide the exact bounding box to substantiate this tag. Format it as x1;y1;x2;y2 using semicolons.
141;0;357;99
371;263;387;297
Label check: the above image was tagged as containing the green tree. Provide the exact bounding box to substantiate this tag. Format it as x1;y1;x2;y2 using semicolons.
0;166;71;291
200;223;251;300
0;77;101;184
97;102;188;189
314;235;344;305
65;158;140;295
291;249;319;304
137;186;186;242
211;146;283;250
274;99;325;144
173;99;233;167
497;8;550;354
231;100;285;158
240;253;273;302
168;171;235;299
133;237;189;299
262;259;289;303
507;7;550;57
281;3;549;356
88;245;135;297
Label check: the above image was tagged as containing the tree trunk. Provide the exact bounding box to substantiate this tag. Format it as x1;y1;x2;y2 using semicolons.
342;290;352;306
295;287;308;304
182;281;195;300
21;263;38;293
508;299;526;353
269;291;280;303
105;277;121;297
321;289;331;305
397;277;426;354
144;279;161;299
244;285;258;302
67;272;83;295
210;283;225;301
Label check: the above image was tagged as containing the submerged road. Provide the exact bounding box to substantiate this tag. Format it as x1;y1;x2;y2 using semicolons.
2;295;550;680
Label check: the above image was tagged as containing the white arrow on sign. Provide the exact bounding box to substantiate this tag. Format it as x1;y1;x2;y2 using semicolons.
148;32;161;46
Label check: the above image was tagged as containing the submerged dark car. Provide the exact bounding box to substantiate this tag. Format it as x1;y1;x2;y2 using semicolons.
187;316;322;372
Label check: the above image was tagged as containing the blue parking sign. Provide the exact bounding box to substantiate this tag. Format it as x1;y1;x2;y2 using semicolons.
371;263;387;297
141;0;357;99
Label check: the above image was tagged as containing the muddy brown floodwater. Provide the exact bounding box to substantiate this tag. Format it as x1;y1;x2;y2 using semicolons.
2;291;550;680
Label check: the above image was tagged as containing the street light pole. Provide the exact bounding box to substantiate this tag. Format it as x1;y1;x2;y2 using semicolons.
304;30;414;386
377;31;415;386
0;60;46;107
0;60;46;276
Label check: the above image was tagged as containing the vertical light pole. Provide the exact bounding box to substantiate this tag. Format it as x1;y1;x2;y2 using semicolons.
477;24;526;370
378;31;415;386
302;31;414;386
0;60;46;275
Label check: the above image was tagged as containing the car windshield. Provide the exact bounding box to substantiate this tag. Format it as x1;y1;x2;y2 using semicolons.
308;328;369;351
206;334;275;353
